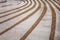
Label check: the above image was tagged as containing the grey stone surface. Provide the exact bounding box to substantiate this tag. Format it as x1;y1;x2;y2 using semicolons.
0;0;60;40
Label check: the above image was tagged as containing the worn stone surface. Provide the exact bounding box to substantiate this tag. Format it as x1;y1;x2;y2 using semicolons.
0;0;60;40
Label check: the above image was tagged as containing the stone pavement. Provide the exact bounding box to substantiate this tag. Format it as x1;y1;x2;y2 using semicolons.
0;0;60;40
